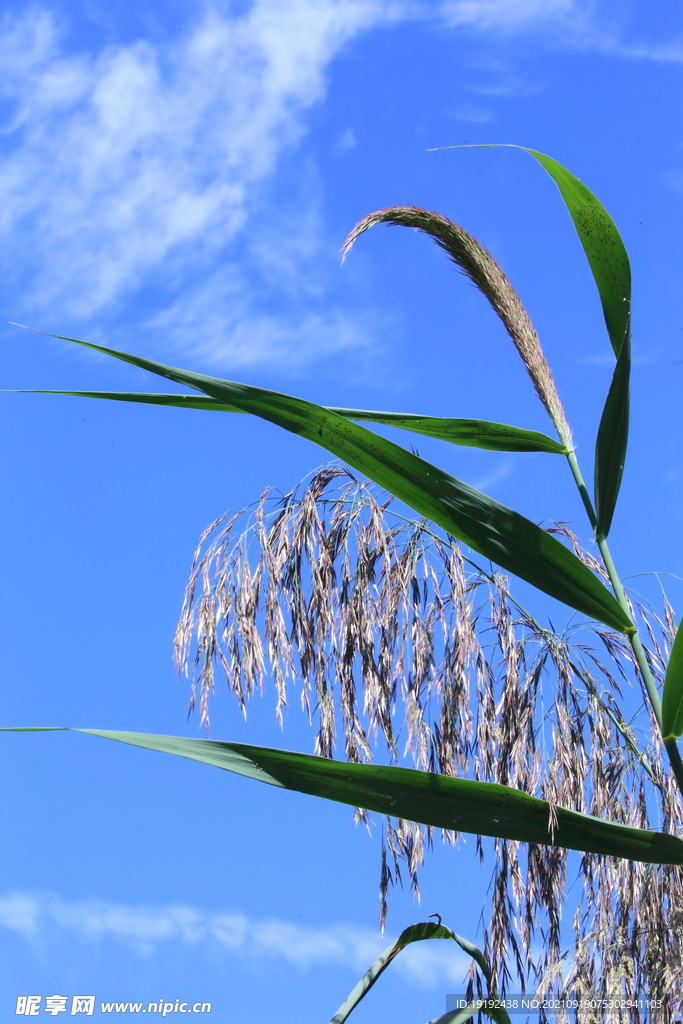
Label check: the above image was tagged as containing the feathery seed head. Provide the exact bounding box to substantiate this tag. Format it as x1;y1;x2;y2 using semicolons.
343;207;572;448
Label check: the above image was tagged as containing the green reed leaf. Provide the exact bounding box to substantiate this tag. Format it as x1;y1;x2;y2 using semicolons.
521;149;631;359
432;146;630;356
6;728;682;864
662;617;683;742
427;1005;501;1024
328;921;509;1024
434;146;631;356
594;338;631;537
16;332;633;632
448;148;633;534
329;411;567;453
503;148;632;536
17;390;568;454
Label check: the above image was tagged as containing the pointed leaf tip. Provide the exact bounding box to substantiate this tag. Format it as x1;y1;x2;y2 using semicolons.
662;617;683;741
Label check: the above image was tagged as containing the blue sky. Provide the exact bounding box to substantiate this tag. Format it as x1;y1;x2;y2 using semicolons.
1;0;683;1020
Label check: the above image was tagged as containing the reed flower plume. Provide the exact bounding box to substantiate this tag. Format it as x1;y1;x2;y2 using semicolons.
343;207;572;449
175;467;683;1008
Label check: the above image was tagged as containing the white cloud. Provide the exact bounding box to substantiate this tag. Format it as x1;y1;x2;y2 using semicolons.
0;1;405;368
0;891;472;985
0;0;679;371
439;0;683;63
146;274;385;371
335;127;358;152
472;458;513;494
440;0;581;33
448;103;493;123
575;346;662;369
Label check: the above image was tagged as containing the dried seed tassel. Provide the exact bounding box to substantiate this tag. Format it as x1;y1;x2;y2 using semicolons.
343;207;572;448
175;468;683;1004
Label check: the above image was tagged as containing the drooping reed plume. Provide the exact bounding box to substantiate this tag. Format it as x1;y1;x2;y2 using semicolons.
343;207;572;449
175;467;683;1012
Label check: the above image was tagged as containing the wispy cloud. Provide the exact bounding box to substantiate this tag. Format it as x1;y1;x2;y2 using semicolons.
335;127;358;152
0;1;403;369
0;891;472;986
575;346;663;368
440;0;582;34
0;0;679;371
439;0;683;63
472;458;514;494
448;102;493;123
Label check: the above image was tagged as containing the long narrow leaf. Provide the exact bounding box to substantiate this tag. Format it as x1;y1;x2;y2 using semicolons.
449;147;631;356
521;149;631;359
594;339;631;537
328;921;509;1024
447;148;632;533
433;146;631;353
17;332;633;633
505;150;634;536
332;411;567;453
507;149;632;535
662;617;683;742
428;1004;495;1024
12;390;568;454
6;729;682;863
521;149;631;537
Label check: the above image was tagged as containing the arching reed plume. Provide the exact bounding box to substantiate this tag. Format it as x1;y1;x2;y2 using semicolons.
175;467;683;1006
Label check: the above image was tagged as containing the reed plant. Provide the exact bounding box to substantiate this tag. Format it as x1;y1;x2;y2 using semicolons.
6;148;683;1020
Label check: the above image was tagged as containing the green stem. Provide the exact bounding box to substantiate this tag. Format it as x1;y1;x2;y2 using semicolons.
596;536;662;725
564;451;683;800
565;450;598;531
665;740;683;796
